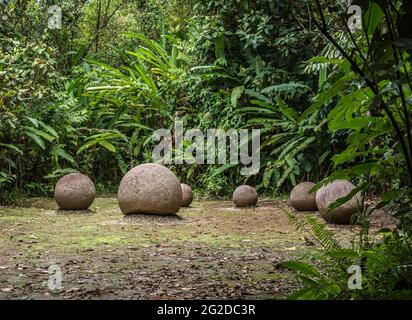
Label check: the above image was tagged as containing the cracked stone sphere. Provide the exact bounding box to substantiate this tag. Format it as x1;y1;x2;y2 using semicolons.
316;179;362;224
290;182;317;211
54;173;96;210
117;163;182;215
181;183;193;207
232;185;258;207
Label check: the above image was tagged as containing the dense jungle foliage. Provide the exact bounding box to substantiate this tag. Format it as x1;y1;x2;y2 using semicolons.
1;0;411;299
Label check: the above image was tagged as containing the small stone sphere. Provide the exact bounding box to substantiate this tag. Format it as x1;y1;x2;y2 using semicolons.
181;183;193;207
54;173;96;210
316;179;362;224
232;185;258;207
290;182;317;211
117;163;182;215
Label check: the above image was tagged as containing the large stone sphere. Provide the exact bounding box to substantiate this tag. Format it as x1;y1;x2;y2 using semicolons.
117;163;182;215
181;183;193;207
290;182;317;211
233;185;258;207
54;173;96;210
316;180;361;224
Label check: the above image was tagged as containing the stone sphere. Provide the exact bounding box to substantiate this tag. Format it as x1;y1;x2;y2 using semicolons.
54;173;96;210
316;179;361;224
181;183;193;207
233;185;258;207
117;163;182;215
290;182;317;211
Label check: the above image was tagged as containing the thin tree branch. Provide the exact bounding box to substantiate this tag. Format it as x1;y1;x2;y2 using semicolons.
310;0;412;182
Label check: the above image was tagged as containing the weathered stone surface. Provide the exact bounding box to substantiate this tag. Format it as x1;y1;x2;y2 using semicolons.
117;163;182;215
233;185;258;207
316;179;362;224
181;183;193;207
54;173;95;210
290;182;317;211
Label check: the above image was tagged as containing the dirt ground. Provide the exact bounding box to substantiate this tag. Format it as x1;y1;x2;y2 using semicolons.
0;197;396;300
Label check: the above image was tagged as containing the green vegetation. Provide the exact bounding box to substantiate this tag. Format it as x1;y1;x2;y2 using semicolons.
1;0;411;299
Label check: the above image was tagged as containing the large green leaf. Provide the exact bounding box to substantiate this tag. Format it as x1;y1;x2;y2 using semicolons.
275;96;298;122
99;140;117;153
86;59;129;79
364;2;384;36
209;163;238;178
329;117;377;132
0;143;23;155
314;163;384;191
26;127;55;142
52;147;75;163
299;73;356;121
39;121;59;139
26;132;45;150
214;34;226;60
262;82;311;98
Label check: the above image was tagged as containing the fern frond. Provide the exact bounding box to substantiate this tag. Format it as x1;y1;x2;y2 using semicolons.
305;216;341;251
284;209;342;252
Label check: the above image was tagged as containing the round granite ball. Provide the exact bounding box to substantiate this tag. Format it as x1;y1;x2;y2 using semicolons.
233;185;258;207
316;180;361;224
181;183;193;207
54;173;96;210
290;182;317;211
117;163;182;215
